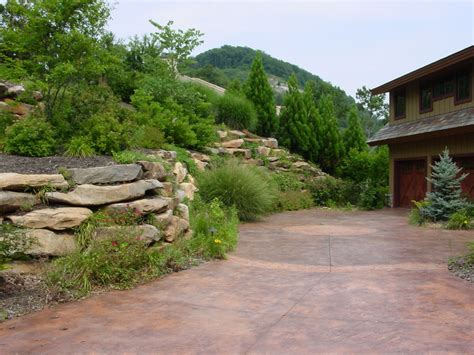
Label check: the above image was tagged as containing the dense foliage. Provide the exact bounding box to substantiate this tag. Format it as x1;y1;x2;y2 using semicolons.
215;92;257;131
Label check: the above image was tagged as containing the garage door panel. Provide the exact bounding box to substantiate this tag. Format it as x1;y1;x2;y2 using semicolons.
396;160;427;208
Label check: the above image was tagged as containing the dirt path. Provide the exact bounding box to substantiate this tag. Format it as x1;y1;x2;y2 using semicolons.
1;209;473;353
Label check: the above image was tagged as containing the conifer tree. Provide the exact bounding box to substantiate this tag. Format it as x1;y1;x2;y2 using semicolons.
244;52;278;136
317;94;344;174
303;81;322;163
278;74;311;156
421;149;468;221
343;106;367;153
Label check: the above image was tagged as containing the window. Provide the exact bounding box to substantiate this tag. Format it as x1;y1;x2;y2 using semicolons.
433;75;454;100
455;69;471;103
419;81;432;113
394;89;406;119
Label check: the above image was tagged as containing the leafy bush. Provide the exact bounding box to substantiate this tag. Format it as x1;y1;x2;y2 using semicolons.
130;124;165;149
0;225;36;270
308;176;352;207
82;111;129;155
215;92;257;131
0;111;14;148
446;209;473;230
409;200;429;226
189;197;239;259
273;191;314;212
4;115;56;157
357;181;388;210
65;136;95;158
271;172;305;192
197;160;277;221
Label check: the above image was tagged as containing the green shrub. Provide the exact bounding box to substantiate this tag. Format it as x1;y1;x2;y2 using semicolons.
65;136;95;158
357;181;388;210
409;200;429;226
197;160;277;221
0;225;36;270
4;115;56;157
271;172;305;192
308;176;352;207
189;197;239;259
130;124;165;149
273;191;314;212
446;209;473;230
215;92;257;131
82;111;128;155
0;111;14;148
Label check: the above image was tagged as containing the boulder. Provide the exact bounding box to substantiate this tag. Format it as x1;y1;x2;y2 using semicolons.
93;224;160;244
173;162;187;183
137;161;168;181
7;85;25;97
45;179;162;206
67;164;142;185
293;161;311;169
191;152;210;162
154;209;174;227
25;229;77;256
160;182;174;197
262;138;278;149
177;203;189;221
228;130;246;139
205;147;220;155
221;139;244;149
154;150;177;160
178;182;198;201
193;159;208;171
0;173;69;191
224;148;251;159
164;216;190;242
104;196;171;214
7;207;92;230
0;191;38;214
256;146;271;157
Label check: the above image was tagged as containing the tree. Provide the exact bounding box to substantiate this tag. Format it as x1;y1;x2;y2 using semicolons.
244;51;278;137
303;81;321;163
317;94;344;175
278;74;311;155
421;149;468;221
343;106;367;154
149;20;204;75
356;86;388;137
0;0;112;119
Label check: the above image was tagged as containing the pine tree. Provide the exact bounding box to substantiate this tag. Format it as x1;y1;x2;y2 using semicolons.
303;81;322;163
317;94;344;174
421;148;468;221
244;52;278;137
278;74;311;156
343;106;367;154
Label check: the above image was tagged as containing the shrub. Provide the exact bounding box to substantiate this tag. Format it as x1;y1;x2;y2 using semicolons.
0;225;36;270
271;172;305;192
409;200;429;226
197;160;277;221
215;92;257;131
0;111;14;148
130;124;165;149
4;115;56;157
65;136;95;158
357;181;388;210
273;191;314;212
308;176;352;207
446;209;473;230
82;111;128;155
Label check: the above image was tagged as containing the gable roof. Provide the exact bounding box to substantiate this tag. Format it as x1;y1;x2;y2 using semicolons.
371;46;474;95
368;107;474;145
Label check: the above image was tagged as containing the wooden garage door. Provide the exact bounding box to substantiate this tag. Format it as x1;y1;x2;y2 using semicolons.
395;159;427;208
453;156;474;201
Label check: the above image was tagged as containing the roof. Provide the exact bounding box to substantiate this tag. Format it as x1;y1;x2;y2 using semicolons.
368;107;474;145
371;46;474;95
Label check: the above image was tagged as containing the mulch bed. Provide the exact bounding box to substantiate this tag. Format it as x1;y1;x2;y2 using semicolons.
0;153;115;174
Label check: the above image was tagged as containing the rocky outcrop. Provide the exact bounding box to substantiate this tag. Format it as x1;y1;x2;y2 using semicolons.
0;173;69;191
104;197;170;214
7;207;92;231
67;164;142;185
173;162;187;183
93;224;161;244
138;161;168;181
45;179;162;206
0;191;38;214
25;229;77;256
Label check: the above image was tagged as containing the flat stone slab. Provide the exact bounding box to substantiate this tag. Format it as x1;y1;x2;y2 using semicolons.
7;207;92;230
104;197;171;214
45;179;162;206
0;173;68;191
0;191;38;214
24;229;77;256
67;164;142;185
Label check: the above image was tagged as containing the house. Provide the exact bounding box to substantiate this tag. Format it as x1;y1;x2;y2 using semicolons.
368;46;474;207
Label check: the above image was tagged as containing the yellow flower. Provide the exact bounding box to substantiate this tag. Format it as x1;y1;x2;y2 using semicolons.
214;239;222;244
463;220;468;225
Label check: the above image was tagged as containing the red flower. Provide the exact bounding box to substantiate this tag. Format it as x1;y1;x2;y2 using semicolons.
111;241;118;247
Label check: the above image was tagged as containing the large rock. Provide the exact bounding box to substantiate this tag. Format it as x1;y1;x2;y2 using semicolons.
191;152;210;162
173;162;187;183
7;207;92;230
224;148;251;159
45;179;162;206
228;130;246;139
25;229;77;256
193;159;208;171
0;191;38;214
217;130;228;140
221;139;244;149
160;182;174;197
137;161;168;181
67;164;142;185
0;173;69;191
177;203;189;221
93;224;160;244
178;182;198;201
104;196;171;214
262;138;278;149
154;209;174;228
257;146;271;157
164;216;190;242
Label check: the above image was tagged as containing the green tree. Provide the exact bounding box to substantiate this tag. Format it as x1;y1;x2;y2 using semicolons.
421;149;468;221
317;94;344;174
303;81;322;163
343;106;367;153
278;74;311;155
244;52;278;137
0;0;111;119
356;85;388;137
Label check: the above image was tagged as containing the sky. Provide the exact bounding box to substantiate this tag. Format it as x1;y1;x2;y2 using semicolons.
108;0;474;97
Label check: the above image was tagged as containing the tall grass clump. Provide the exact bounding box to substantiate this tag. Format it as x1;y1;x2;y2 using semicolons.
197;160;277;221
215;92;257;131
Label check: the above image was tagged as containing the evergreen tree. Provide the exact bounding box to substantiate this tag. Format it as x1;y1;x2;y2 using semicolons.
244;51;278;136
421;149;468;221
343;106;367;154
303;81;322;163
278;74;311;156
317;94;344;174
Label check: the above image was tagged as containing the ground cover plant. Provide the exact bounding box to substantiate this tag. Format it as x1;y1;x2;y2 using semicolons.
448;241;474;282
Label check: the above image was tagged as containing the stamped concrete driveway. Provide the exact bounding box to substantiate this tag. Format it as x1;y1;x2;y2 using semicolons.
1;209;473;354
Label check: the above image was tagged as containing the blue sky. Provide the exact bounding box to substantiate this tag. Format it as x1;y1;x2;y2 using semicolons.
109;1;473;97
